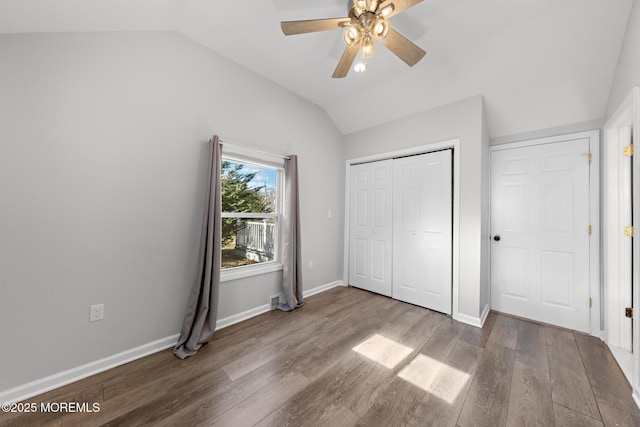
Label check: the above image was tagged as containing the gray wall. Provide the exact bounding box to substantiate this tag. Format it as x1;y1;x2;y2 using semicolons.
0;31;344;391
606;0;640;119
343;95;489;322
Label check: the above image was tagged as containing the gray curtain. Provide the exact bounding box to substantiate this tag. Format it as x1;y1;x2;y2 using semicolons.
173;135;222;359
278;155;304;311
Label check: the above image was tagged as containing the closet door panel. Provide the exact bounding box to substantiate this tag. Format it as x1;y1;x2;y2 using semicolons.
393;150;452;314
348;160;393;296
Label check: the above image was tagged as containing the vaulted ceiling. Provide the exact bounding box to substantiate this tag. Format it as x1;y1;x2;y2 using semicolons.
0;0;634;137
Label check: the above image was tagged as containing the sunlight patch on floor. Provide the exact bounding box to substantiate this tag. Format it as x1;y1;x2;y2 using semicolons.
397;354;470;404
352;334;414;369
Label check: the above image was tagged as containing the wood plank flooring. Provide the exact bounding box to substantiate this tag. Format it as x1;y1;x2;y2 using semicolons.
2;286;640;426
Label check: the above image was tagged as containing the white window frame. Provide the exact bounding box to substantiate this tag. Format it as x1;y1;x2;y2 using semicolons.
220;148;284;282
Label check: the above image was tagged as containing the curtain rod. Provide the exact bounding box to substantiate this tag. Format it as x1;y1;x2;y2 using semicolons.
218;140;291;160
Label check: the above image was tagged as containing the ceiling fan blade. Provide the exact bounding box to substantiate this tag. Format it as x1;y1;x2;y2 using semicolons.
332;44;360;78
281;18;351;35
379;0;423;18
384;27;425;66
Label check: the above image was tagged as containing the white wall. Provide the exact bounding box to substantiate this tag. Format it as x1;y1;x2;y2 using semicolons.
343;95;488;323
0;31;344;393
606;0;640;119
480;101;491;314
490;119;604;147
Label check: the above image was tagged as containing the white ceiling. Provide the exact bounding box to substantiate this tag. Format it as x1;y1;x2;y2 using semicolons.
0;0;634;137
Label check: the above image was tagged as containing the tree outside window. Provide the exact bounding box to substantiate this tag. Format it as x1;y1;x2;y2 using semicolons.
221;159;280;270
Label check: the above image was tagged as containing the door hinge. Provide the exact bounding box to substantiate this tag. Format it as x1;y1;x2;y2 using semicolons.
626;307;633;318
588;225;592;235
624;145;635;157
624;226;634;237
587;152;592;163
589;297;592;308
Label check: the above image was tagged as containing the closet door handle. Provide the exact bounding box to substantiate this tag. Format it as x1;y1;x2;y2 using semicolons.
493;235;501;242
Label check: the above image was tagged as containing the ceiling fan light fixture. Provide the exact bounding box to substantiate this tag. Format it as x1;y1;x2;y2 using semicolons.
354;62;367;72
344;26;361;46
380;4;394;17
371;18;389;39
361;36;374;57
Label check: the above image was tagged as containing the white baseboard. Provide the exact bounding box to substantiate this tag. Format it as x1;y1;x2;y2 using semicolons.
608;343;633;385
1;279;344;404
0;334;179;405
454;304;490;328
479;303;490;326
214;280;344;330
215;304;271;331
303;280;344;298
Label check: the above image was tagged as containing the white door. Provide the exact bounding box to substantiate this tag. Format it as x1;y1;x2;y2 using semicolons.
491;139;591;332
604;124;634;380
393;150;452;314
349;160;393;296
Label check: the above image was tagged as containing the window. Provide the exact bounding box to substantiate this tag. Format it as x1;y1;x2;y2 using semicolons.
221;155;282;276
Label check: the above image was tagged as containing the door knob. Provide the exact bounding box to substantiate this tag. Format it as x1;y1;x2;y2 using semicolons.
493;235;501;241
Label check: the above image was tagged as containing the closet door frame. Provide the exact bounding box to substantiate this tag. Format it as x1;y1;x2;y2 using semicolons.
343;139;461;318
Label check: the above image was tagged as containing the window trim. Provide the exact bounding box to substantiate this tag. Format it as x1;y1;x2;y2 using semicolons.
220;150;284;282
221;260;283;282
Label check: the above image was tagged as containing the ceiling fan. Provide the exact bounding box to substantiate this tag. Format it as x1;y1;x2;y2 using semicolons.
281;0;426;78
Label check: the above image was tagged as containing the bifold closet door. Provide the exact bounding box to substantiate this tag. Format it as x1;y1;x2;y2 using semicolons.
348;160;393;296
392;150;453;314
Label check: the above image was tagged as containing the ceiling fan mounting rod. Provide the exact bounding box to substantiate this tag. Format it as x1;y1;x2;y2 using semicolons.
350;0;381;16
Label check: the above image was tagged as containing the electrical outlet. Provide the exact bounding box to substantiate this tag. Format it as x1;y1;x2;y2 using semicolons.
308;261;313;270
90;304;104;322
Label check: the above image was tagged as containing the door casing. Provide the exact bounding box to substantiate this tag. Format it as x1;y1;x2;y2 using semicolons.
343;139;465;322
604;86;640;406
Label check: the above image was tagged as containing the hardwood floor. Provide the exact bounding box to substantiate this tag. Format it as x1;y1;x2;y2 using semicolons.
3;286;640;426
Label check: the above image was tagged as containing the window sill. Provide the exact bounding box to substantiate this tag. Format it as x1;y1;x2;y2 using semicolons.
220;262;284;282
